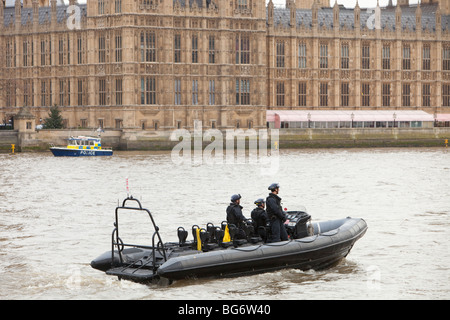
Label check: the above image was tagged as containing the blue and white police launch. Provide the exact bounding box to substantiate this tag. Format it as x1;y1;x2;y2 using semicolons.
50;136;113;157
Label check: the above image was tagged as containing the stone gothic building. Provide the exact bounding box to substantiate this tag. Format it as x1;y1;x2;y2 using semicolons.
1;0;449;130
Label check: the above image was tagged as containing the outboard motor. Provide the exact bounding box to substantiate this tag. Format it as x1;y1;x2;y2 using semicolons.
284;211;313;239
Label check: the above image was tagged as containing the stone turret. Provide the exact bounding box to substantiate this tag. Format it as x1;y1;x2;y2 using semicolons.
290;0;295;28
439;0;450;16
32;0;38;26
296;0;329;9
333;0;339;30
286;0;294;9
24;0;49;7
50;0;56;25
14;0;21;30
268;0;274;27
416;1;422;27
395;1;402;30
14;107;36;133
312;0;318;28
436;2;442;32
374;0;381;30
14;107;37;151
0;0;4;29
354;0;360;29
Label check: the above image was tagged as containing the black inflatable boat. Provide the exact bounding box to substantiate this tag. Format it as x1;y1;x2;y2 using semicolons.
91;197;367;283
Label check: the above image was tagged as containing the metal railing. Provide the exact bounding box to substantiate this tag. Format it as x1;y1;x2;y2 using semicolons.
111;196;167;273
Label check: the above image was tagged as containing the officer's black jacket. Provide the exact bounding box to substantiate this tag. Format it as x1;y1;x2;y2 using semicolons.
251;207;268;230
266;193;285;221
226;203;246;226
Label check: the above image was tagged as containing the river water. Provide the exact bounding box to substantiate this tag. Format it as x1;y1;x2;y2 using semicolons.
0;148;449;300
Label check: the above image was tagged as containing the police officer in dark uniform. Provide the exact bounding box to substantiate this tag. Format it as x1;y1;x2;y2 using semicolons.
226;194;247;239
251;198;268;232
251;198;269;241
266;183;288;242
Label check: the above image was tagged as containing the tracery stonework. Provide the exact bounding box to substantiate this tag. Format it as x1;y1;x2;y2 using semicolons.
0;0;449;130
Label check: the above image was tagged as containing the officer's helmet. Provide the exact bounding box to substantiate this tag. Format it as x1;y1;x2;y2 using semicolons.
268;183;280;191
231;194;241;202
254;198;265;207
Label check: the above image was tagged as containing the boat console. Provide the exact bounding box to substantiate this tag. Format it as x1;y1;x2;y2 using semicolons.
284;211;313;239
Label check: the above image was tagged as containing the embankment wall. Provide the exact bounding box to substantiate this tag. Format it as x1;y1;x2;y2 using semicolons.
1;128;449;152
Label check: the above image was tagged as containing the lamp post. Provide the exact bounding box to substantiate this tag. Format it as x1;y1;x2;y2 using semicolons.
393;112;397;128
351;112;354;128
308;112;311;128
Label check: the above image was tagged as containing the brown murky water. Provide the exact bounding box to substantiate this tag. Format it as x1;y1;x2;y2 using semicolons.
0;148;449;299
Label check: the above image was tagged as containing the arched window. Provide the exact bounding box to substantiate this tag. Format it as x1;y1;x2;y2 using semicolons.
236;0;252;11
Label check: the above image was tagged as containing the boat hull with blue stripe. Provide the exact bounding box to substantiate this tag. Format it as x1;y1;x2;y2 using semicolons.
50;147;113;157
50;136;113;157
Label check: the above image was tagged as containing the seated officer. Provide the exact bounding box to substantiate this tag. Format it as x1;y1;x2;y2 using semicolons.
226;194;247;239
251;198;268;234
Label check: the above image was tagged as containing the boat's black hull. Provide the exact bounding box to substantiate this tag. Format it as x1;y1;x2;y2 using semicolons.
91;217;367;283
157;244;353;281
156;218;367;280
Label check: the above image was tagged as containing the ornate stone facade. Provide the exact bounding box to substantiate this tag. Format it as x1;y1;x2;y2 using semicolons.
0;0;449;130
267;0;450;115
